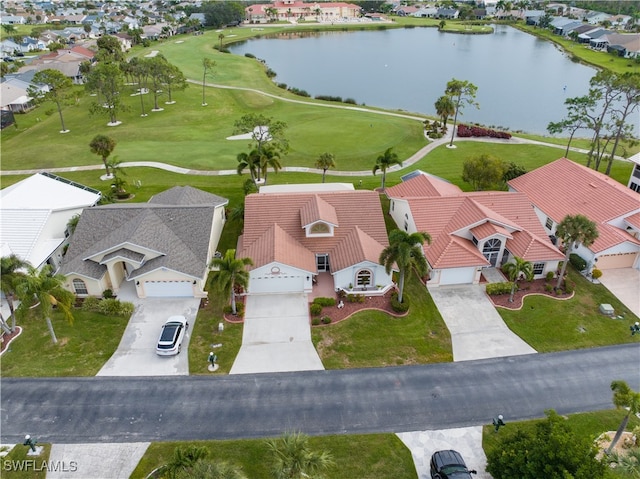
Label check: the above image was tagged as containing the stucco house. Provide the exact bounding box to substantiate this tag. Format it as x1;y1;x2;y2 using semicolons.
246;1;362;24
385;171;564;286
0;173;102;271
509;158;640;271
60;186;228;299
237;184;393;295
628;152;640;193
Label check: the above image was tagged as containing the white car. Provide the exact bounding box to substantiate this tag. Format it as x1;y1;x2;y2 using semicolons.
156;316;188;356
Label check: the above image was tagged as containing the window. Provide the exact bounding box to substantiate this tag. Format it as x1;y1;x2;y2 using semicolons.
310;222;330;234
404;220;408;231
73;278;88;295
391;201;394;211
483;238;501;253
533;262;545;275
545;217;553;230
356;269;372;287
472;235;478;246
630;182;640;193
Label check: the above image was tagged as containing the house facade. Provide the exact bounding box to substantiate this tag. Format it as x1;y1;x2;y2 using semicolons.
246;1;361;24
238;184;393;295
0;173;102;272
509;158;640;271
628;152;640;193
385;172;564;286
60;186;228;299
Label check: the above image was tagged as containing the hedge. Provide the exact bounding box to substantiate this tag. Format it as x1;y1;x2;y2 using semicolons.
390;292;410;313
457;124;511;139
569;253;587;272
486;282;514;295
313;297;336;307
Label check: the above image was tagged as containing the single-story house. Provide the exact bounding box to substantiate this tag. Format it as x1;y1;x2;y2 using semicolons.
60;186;228;299
0;173;102;271
385;171;564;286
0;76;43;113
509;158;640;271
238;184;393;295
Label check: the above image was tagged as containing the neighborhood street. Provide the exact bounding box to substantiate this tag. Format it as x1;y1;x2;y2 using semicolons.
2;344;639;444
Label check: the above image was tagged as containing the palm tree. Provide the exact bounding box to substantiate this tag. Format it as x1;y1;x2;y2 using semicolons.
1;255;29;333
237;149;262;186
260;145;282;185
502;256;533;302
315;152;336;183
89;134;117;177
174;459;248;479
379;229;431;304
266;431;334;479
218;33;225;49
554;214;599;290
609;448;640;476
66;214;80;236
372;148;401;191
16;265;74;344
209;250;252;315
606;380;640;455
163;445;209;479
434;95;455;126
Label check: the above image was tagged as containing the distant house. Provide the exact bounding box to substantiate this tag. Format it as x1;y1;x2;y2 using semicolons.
1;15;26;25
605;33;640;58
509;158;640;271
0;173;101;272
238;184;393;295
627;152;640;194
61;186;228;299
22;47;95;84
585;11;611;25
0;76;43;113
437;8;459;20
246;1;362;24
412;7;438;18
385;172;563;286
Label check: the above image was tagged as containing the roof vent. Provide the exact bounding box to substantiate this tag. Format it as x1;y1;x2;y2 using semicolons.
589;182;598;188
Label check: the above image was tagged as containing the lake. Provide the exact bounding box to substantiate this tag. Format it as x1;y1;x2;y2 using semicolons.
229;25;601;135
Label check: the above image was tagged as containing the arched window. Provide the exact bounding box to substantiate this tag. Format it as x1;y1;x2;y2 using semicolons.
356;269;372;288
73;278;88;295
310;222;330;234
482;238;502;267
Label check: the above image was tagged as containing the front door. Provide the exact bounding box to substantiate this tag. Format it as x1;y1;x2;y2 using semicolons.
316;254;329;272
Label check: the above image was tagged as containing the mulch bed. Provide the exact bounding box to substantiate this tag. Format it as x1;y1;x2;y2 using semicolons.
1;326;22;354
488;278;573;310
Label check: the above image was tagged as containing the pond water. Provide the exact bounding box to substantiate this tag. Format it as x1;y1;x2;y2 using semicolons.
229;25;603;135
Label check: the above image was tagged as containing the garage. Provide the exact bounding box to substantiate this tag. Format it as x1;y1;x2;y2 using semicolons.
143;280;194;297
596;253;638;270
439;267;477;285
249;274;305;294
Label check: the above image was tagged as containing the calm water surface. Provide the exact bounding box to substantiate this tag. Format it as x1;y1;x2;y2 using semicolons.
230;25;603;135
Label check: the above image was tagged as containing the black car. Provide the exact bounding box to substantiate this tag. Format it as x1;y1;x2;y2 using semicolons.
430;450;477;479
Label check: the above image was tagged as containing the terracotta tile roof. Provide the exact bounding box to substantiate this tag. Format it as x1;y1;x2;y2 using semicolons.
470;222;513;241
299;195;338;228
240;190;389;273
509;158;640;252
625;212;640;230
386;172;462;198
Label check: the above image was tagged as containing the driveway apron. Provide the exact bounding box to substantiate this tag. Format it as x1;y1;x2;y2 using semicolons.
97;298;200;376
230;293;324;374
428;285;537;362
599;268;640;318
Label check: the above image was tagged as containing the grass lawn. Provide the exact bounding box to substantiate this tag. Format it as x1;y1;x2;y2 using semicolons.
498;267;640;353
482;409;640;479
312;273;452;369
0;310;128;377
0;443;52;479
130;433;417;479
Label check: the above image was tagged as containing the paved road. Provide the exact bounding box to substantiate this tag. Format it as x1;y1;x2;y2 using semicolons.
2;344;638;444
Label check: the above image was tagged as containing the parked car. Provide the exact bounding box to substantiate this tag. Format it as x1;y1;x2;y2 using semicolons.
430;450;477;479
156;315;188;356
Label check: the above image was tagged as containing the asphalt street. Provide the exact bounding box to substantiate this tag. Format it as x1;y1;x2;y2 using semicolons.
2;344;639;444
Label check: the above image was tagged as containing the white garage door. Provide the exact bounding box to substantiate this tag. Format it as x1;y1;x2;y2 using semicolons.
596;253;638;270
249;275;305;294
440;267;477;285
144;280;194;297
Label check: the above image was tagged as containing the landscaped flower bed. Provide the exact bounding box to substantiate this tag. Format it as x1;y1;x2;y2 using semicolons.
457;124;512;139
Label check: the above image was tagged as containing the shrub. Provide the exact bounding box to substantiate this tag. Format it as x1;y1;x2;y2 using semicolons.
310;303;323;316
102;289;114;299
311;318;321;326
569;253;587;272
591;268;602;279
287;87;310;97
344;98;357;104
564;280;575;294
223;305;233;314
313;297;336;307
244;52;256;58
544;283;554;293
545;271;554;282
346;294;365;303
235;302;245;314
390;292;410;313
81;296;101;312
457;124;511;139
321;316;332;324
486;282;514;295
276;82;287;89
98;298;133;316
265;68;276;78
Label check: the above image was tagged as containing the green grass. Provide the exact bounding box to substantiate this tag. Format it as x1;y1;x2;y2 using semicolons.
130;433;417;479
482;409;640;479
498;268;640;353
312;273;452;369
0;443;52;479
0;310;129;377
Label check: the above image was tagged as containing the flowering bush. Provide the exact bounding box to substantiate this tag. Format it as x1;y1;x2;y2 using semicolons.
457;124;512;139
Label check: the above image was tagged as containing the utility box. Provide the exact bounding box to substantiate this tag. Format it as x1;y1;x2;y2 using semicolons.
599;304;615;316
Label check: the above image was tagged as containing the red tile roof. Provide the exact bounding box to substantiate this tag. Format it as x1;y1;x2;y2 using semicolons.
509;158;640;253
385;172;462;198
239;190;389;273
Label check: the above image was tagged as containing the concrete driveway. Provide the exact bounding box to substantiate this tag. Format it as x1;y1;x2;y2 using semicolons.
428;285;537;362
599;268;640;318
230;293;324;374
97;298;200;376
